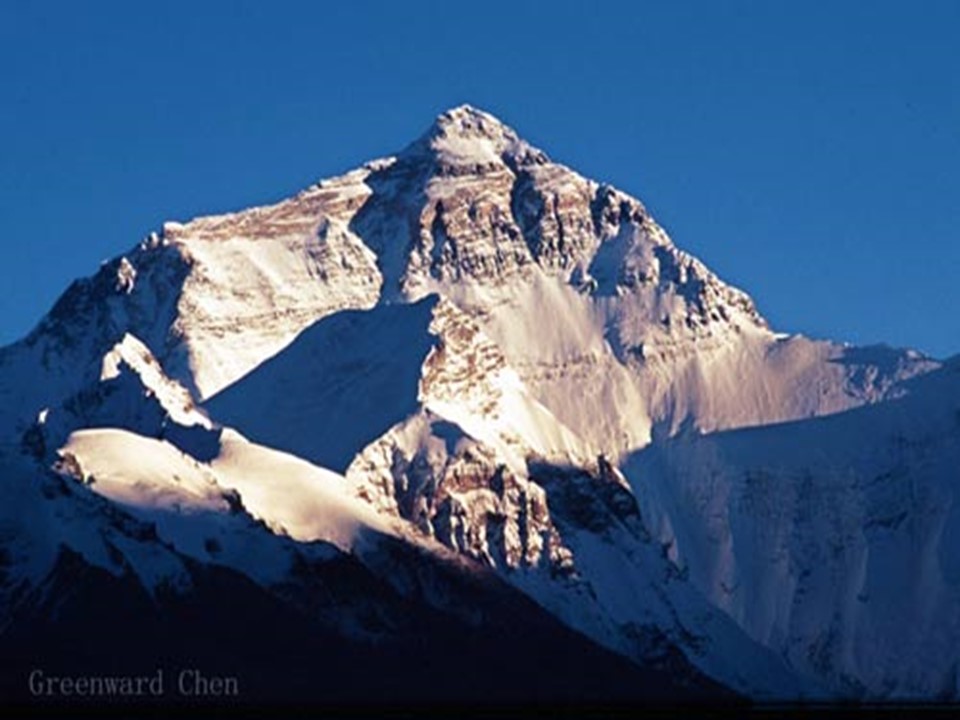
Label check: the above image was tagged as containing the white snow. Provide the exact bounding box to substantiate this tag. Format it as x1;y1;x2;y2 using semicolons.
211;429;401;550
99;333;211;429
61;426;405;556
62;429;227;515
625;361;960;698
50;427;394;590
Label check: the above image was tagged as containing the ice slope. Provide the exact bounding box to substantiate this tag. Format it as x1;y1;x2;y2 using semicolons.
624;358;960;698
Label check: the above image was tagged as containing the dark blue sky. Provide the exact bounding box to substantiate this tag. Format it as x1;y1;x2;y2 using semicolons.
2;1;957;357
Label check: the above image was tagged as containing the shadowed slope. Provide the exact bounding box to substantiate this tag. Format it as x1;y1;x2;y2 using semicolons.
206;297;438;472
622;359;960;697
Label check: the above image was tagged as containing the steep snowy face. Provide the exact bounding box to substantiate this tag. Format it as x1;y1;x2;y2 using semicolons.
159;169;384;398
624;359;960;699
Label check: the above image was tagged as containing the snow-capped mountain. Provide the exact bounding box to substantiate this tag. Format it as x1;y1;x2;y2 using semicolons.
0;104;952;704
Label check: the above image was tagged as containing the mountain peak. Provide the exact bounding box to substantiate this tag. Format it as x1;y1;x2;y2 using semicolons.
431;104;512;136
404;104;549;169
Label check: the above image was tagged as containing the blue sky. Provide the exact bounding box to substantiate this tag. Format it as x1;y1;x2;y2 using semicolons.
1;1;957;357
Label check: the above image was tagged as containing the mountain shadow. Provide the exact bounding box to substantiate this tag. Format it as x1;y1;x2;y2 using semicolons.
206;296;439;473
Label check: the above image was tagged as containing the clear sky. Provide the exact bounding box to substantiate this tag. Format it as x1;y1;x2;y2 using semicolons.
1;1;957;357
